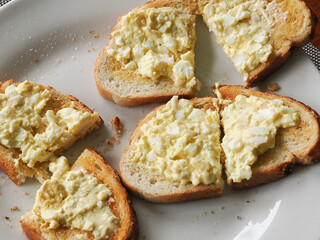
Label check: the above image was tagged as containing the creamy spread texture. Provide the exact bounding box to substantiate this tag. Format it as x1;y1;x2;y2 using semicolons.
0;81;100;169
221;95;298;182
33;157;119;240
107;7;197;88
130;96;222;186
203;0;287;80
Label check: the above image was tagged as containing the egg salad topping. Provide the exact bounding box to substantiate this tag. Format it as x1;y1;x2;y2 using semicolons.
130;96;222;186
106;7;197;88
221;95;298;182
34;157;119;240
203;0;286;79
0;81;100;168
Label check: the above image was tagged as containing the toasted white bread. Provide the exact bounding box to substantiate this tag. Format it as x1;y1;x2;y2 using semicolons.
120;97;224;203
198;0;315;87
0;80;103;185
216;85;320;190
94;0;200;107
120;86;320;195
95;0;315;106
20;148;139;240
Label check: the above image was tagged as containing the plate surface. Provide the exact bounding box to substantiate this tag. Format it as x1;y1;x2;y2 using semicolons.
0;0;320;239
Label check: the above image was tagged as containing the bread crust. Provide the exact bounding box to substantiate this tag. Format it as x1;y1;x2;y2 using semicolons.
229;145;296;190
20;148;139;240
0;80;103;185
120;97;224;203
215;85;320;189
20;217;43;240
230;162;295;190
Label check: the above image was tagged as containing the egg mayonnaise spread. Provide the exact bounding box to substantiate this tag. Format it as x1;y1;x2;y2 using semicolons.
221;95;298;182
0;81;100;169
203;0;287;80
130;96;222;186
32;157;119;240
106;7;197;88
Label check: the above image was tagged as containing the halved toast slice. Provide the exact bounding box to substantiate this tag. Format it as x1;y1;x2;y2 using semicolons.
216;85;320;189
199;0;315;87
120;97;224;203
94;0;200;106
0;80;103;185
20;148;139;240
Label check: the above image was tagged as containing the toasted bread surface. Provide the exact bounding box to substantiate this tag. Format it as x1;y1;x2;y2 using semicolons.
0;80;103;185
20;148;138;240
216;85;320;189
120;97;224;203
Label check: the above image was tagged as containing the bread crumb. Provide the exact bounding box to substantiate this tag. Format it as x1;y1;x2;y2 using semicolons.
110;117;122;133
10;206;20;212
211;210;215;214
219;206;225;210
24;192;29;196
88;50;91;52
93;34;99;38
246;200;250;203
33;58;38;62
237;216;242;220
267;83;279;92
4;216;10;220
89;29;93;34
105;117;122;151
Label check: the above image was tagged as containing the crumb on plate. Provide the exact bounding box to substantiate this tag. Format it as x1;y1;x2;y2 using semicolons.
267;83;280;92
10;206;20;212
105;117;122;151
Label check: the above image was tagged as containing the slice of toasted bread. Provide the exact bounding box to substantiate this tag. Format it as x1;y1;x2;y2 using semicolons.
216;85;320;189
20;148;138;240
199;0;315;87
0;80;103;185
94;0;200;107
120;97;224;203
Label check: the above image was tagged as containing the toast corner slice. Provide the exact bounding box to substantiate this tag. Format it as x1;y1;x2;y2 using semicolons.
94;1;200;106
119;97;224;203
0;80;103;185
199;0;316;88
20;148;139;240
216;85;320;189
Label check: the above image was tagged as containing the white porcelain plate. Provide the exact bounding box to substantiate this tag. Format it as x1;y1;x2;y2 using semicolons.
0;0;320;239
